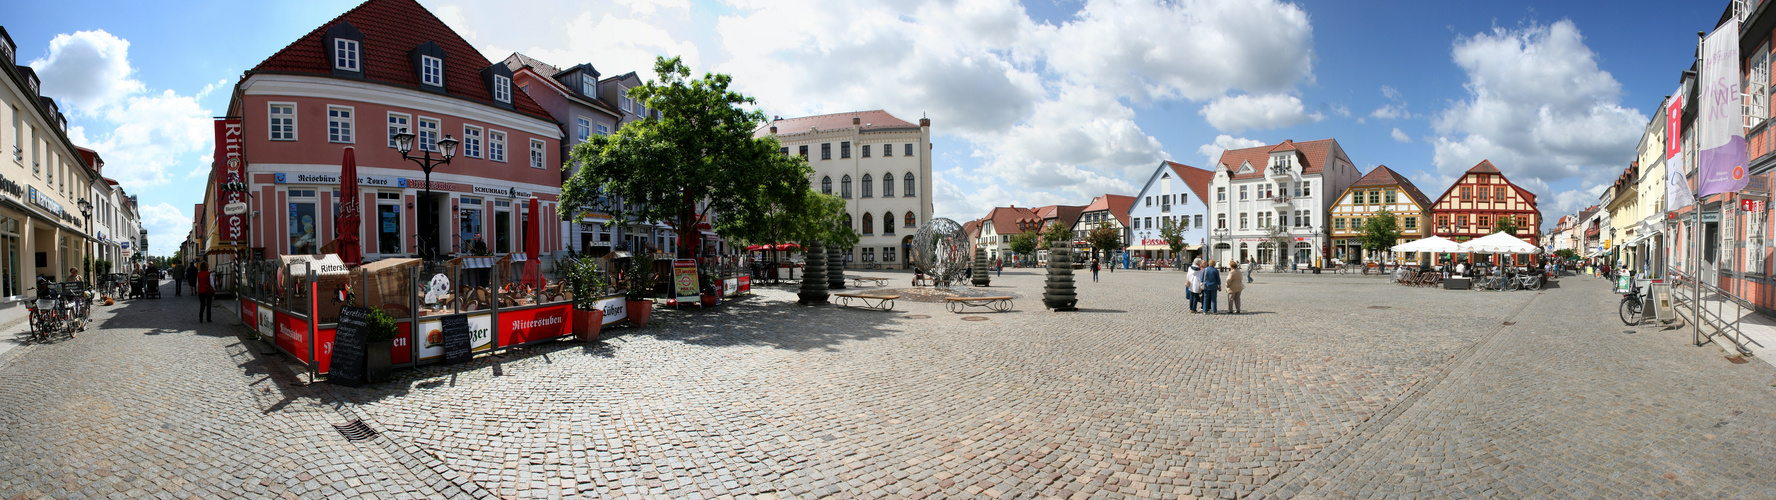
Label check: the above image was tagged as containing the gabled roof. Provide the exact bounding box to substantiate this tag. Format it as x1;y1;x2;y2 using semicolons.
1166;161;1214;204
501;52;623;119
982;206;1041;236
502;52;561;79
248;0;551;121
1033;204;1087;232
1213;138;1346;179
1081;195;1136;226
1430;160;1539;207
1346;165;1432;209
962;219;981;239
762;110;919;137
1466;160;1501;174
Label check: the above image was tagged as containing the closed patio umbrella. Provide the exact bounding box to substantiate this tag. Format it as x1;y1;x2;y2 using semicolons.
336;147;362;267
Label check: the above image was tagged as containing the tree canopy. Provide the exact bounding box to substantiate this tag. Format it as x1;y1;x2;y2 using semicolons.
1039;220;1073;248
1492;214;1520;236
1008;232;1039;257
561;56;814;258
1158;217;1186;255
1086;222;1122;261
1360;208;1402;254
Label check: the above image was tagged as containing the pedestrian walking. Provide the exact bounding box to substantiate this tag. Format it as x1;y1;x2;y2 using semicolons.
1090;259;1100;282
1226;263;1244;314
172;264;185;296
196;262;215;323
1186;258;1202;313
996;259;1003;277
1200;260;1222;314
1245;257;1254;283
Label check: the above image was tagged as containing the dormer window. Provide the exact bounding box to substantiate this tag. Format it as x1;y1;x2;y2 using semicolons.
492;74;511;103
619;86;631;112
420;55;444;87
582;78;596;98
333;39;360;71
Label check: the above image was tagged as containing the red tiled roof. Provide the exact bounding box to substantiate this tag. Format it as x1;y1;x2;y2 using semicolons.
1033;205;1086;233
1164;161;1214;204
1082;195;1136;226
1430;160;1538;207
764;110;918;136
1347;165;1432;209
1213;138;1345;179
1466;160;1501;174
982;206;1041;235
248;0;551;121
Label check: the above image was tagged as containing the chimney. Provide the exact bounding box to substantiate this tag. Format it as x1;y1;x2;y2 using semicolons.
768;125;777;134
852;116;861;126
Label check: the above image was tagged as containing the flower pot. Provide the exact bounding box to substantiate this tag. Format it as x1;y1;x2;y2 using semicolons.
366;340;393;383
626;299;653;327
701;294;719;306
574;308;605;342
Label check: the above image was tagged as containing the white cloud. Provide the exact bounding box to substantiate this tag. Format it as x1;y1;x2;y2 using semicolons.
1431;20;1645;191
1199;93;1323;132
1197;135;1266;167
138;202;192;258
1391;128;1411;143
1039;0;1314;102
30;30;213;189
1368;85;1411;120
615;0;688;16
27;31;143;117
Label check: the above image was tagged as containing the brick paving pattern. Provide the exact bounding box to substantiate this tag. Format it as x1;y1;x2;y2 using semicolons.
4;270;1774;499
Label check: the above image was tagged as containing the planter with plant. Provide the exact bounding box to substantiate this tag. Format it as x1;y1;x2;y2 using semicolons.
624;256;655;327
560;255;609;341
365;307;400;382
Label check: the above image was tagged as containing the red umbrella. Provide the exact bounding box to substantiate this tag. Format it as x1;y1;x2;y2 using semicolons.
524;197;542;288
336;147;362;266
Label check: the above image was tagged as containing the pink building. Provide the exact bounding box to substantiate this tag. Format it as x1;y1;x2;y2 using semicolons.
223;0;563;261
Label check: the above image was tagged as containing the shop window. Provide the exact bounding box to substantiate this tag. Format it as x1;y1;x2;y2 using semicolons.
0;217;17;297
495;206;512;254
883;247;896;263
377;192;402;254
289;189;319;255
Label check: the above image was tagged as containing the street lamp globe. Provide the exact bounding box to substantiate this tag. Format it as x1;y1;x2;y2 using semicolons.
393;132;416;154
436;135;458;160
77;198;91;218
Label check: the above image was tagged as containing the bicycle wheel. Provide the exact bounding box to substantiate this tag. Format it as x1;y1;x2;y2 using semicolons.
1525;278;1541;291
1619;298;1642;326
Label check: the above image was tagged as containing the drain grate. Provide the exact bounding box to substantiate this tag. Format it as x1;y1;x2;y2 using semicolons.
1367;306;1391;309
961;316;989;322
1727;356;1750;365
333;419;379;442
903;314;931;319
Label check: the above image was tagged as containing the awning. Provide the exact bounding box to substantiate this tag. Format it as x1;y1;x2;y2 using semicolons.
457;257;496;269
611;251;633;259
508;252;528;262
1621;232;1654;248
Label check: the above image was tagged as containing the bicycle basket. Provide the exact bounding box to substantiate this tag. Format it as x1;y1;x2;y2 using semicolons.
35;298;56;309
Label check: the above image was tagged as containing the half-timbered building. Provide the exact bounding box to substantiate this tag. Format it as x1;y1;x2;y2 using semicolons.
1429;160;1541;265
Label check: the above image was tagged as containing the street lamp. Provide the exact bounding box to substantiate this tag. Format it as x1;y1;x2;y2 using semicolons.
392;131;458;260
78;198;91;280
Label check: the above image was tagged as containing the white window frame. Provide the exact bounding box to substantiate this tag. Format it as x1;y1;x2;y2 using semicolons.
327;105;354;144
582;78;597;98
416;117;440;152
488;130;507;162
529;138;547;169
462;125;483;158
420;55;444;87
595;123;609;136
333;38;360;71
577;117;591;142
387;112;410;148
493;75;511;103
619;85;631;112
268;102;296;141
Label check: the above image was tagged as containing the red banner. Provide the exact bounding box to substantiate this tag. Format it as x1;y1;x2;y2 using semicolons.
214;118;246;244
1666;94;1682;160
497;304;571;346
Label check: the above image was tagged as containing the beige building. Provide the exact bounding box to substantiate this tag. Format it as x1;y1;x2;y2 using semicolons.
762;110;932;268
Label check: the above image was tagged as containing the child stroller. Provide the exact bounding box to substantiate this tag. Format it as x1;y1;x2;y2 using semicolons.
129;274;145;299
141;274;160;299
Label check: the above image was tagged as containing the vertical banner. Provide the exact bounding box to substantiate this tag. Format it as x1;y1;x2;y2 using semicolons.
1698;22;1750;197
1667;91;1696;210
213;118;246;244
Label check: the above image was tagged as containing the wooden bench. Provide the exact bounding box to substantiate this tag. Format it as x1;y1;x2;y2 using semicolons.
945;296;1014;313
850;276;891;287
835;293;898;311
912;276;931;287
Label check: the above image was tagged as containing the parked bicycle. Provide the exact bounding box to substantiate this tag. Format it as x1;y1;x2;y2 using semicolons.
1507;272;1542;291
1620;281;1645;326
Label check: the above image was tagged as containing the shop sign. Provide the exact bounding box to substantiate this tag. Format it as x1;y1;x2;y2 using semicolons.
1742;199;1765;212
25;186;62;216
0;173;23;199
273;172;405;188
472;185;533;198
592;296;627;325
416;313;494;361
1140;238;1173;246
499;304;570;346
672;259;699;298
214;118;246;243
1703;212;1721;223
223;202;248;215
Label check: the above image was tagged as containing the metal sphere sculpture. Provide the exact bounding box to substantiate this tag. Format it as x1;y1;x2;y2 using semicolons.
910;218;971;288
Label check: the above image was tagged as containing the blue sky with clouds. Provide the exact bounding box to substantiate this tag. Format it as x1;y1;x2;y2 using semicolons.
4;0;1726;255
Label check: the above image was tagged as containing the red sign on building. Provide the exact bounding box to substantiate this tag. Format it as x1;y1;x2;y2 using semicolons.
213;118;246;244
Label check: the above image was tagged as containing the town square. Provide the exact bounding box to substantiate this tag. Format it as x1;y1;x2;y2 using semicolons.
4;0;1776;498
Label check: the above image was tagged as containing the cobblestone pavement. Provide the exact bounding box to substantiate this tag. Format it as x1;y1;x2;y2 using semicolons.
6;270;1774;499
0;281;471;500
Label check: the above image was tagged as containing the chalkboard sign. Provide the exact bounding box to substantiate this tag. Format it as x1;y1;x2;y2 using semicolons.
440;313;473;365
330;306;371;387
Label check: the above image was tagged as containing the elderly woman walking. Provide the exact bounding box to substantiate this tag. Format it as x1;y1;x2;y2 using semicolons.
1226;262;1245;314
1186;258;1203;313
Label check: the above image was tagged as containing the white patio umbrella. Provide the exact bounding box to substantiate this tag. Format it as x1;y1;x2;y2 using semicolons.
1390;235;1462;253
1457;232;1541;254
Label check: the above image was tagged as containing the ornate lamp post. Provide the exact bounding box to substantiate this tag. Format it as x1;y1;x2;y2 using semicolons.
77;198;91;280
391;132;458;260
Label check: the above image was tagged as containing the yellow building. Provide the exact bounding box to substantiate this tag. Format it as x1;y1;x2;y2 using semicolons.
1329;165;1432;264
1604;162;1638;270
1626;114;1667;276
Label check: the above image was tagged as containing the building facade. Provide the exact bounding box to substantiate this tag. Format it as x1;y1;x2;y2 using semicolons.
975;205;1040;263
763;111;932;269
1428;160;1541;265
1327;165;1432;264
1605;162;1640;269
1125;161;1211;265
218;0;564;265
1070;194;1135;264
503;53;625;256
1207;139;1361;268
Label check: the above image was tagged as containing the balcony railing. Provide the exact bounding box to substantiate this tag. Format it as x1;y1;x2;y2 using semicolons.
1269;195;1292;205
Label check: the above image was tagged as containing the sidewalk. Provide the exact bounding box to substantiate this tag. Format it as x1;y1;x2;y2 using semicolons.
1673;284;1776;368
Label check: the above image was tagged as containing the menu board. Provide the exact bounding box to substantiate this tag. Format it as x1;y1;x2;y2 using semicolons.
672;259;699;298
329;306;370;387
440;313;473;365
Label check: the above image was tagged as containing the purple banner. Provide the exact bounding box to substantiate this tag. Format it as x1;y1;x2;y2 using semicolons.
1698;21;1748;197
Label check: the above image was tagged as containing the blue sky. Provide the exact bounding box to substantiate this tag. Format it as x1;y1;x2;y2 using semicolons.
5;0;1726;255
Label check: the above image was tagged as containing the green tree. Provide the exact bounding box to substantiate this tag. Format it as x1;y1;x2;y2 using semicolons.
1553;248;1579;261
1008;232;1038;260
1039;221;1073;248
1360;208;1402;261
1086;222;1122;264
561;56;811;259
1492;214;1520;236
1266;222;1291;270
1158;217;1187;268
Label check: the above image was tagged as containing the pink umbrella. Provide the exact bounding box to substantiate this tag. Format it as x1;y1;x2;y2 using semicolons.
524;197;541;288
336;147;362;267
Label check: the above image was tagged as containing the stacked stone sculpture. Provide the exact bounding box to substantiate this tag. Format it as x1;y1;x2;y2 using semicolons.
972;247;991;287
827;246;845;290
1043;243;1077;311
798;241;829;305
910;218;970;288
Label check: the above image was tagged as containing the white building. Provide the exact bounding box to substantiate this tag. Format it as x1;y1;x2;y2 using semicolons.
1126;161;1213;266
974;205;1040;262
1207;139;1361;268
762;110;932;268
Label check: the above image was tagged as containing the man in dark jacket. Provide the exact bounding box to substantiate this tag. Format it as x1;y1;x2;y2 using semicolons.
172;264;185;296
1200;260;1222;314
